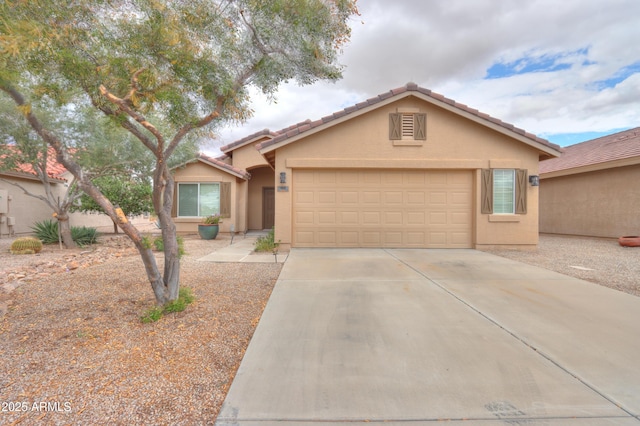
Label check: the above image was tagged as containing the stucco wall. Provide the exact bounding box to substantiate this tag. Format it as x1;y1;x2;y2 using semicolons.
271;96;543;248
540;165;640;238
171;161;241;234
0;176;66;237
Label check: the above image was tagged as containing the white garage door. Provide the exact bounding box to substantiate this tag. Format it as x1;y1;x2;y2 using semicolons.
292;169;473;248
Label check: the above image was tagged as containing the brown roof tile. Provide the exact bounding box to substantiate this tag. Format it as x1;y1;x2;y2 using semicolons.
540;127;640;174
220;129;277;153
256;83;560;154
196;153;251;179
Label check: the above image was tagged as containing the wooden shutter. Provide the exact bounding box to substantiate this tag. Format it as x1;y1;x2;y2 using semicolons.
515;169;527;214
414;113;426;140
220;182;231;218
389;113;401;140
171;183;177;218
481;169;493;214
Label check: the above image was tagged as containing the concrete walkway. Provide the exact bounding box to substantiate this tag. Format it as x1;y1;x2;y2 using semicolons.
197;231;288;263
216;248;640;425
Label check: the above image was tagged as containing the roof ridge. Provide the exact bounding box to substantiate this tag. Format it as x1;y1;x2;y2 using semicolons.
257;83;560;153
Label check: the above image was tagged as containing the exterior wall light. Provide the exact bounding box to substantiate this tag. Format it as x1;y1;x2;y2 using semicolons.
280;172;287;184
529;175;540;186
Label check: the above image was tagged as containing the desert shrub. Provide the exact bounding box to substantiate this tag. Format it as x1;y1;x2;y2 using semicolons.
254;227;278;252
31;219;98;246
140;287;195;323
140;234;185;257
72;226;98;246
31;220;59;244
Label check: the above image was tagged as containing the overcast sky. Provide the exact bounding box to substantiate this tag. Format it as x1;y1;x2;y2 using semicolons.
207;0;640;154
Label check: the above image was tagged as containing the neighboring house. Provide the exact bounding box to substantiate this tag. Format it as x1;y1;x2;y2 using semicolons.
0;150;68;237
539;127;640;238
172;83;562;249
0;147;150;237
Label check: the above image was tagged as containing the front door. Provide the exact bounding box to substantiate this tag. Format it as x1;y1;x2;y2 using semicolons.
262;187;275;230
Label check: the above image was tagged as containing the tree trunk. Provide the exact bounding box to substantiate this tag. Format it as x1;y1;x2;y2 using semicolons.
113;220;119;234
57;214;77;249
151;166;181;305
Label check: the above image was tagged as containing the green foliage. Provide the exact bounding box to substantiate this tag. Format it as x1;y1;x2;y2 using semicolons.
141;234;185;258
10;237;43;254
140;287;195;323
31;220;60;244
202;214;222;225
72;226;99;246
31;219;98;246
254;227;279;252
140;306;164;324
73;175;153;217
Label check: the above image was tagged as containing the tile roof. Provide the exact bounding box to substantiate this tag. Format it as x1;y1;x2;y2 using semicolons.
196;153;251;179
0;146;68;182
540;127;640;175
219;129;277;153
255;82;561;156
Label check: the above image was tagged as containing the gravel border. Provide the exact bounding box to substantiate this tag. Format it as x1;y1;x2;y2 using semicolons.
0;234;281;425
482;233;640;297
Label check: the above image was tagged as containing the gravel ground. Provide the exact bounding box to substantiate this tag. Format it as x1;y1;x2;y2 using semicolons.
0;234;281;425
482;233;640;297
1;232;638;425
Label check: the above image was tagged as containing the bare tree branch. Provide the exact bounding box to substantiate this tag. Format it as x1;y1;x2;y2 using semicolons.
99;84;165;152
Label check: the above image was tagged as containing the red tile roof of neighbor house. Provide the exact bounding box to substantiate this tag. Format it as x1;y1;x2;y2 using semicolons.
196;153;251;179
0;146;68;182
253;82;562;156
540;127;640;174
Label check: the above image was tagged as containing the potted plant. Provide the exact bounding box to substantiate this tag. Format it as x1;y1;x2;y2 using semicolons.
198;214;222;240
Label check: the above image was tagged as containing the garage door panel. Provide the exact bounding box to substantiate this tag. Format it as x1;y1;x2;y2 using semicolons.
293;170;472;248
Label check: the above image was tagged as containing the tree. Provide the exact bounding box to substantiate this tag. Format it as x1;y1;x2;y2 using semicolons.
0;100;82;248
73;176;153;234
0;0;358;305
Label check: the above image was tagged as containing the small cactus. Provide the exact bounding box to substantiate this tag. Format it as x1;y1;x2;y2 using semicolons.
10;237;43;255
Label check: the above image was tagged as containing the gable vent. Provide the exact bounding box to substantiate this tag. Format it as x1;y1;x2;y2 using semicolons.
401;114;414;137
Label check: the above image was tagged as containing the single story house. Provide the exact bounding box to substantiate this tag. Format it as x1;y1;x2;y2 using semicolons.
539;127;640;238
172;83;561;249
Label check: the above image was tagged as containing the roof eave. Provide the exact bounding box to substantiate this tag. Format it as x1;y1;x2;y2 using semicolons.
258;90;562;158
195;157;250;180
541;155;640;179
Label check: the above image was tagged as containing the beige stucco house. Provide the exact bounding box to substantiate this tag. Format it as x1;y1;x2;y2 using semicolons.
539;127;640;238
172;83;562;249
0;148;150;237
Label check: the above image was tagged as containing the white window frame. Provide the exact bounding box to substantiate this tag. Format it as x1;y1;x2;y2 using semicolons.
177;182;221;217
493;169;516;214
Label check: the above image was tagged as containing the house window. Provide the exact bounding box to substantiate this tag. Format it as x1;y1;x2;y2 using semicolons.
481;169;527;215
493;169;515;214
389;112;426;141
178;183;220;217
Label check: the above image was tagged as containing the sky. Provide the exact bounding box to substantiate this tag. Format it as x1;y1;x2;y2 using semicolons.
206;0;640;154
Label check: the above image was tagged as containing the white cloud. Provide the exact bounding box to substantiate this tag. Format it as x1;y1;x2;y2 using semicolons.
210;0;640;152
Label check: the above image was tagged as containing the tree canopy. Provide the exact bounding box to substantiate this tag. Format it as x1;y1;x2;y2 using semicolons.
0;0;359;305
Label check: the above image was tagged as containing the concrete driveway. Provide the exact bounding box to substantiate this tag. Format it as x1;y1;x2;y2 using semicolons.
215;249;640;425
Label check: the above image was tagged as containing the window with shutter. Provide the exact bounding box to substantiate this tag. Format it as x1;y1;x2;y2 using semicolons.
481;169;527;215
177;182;221;217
